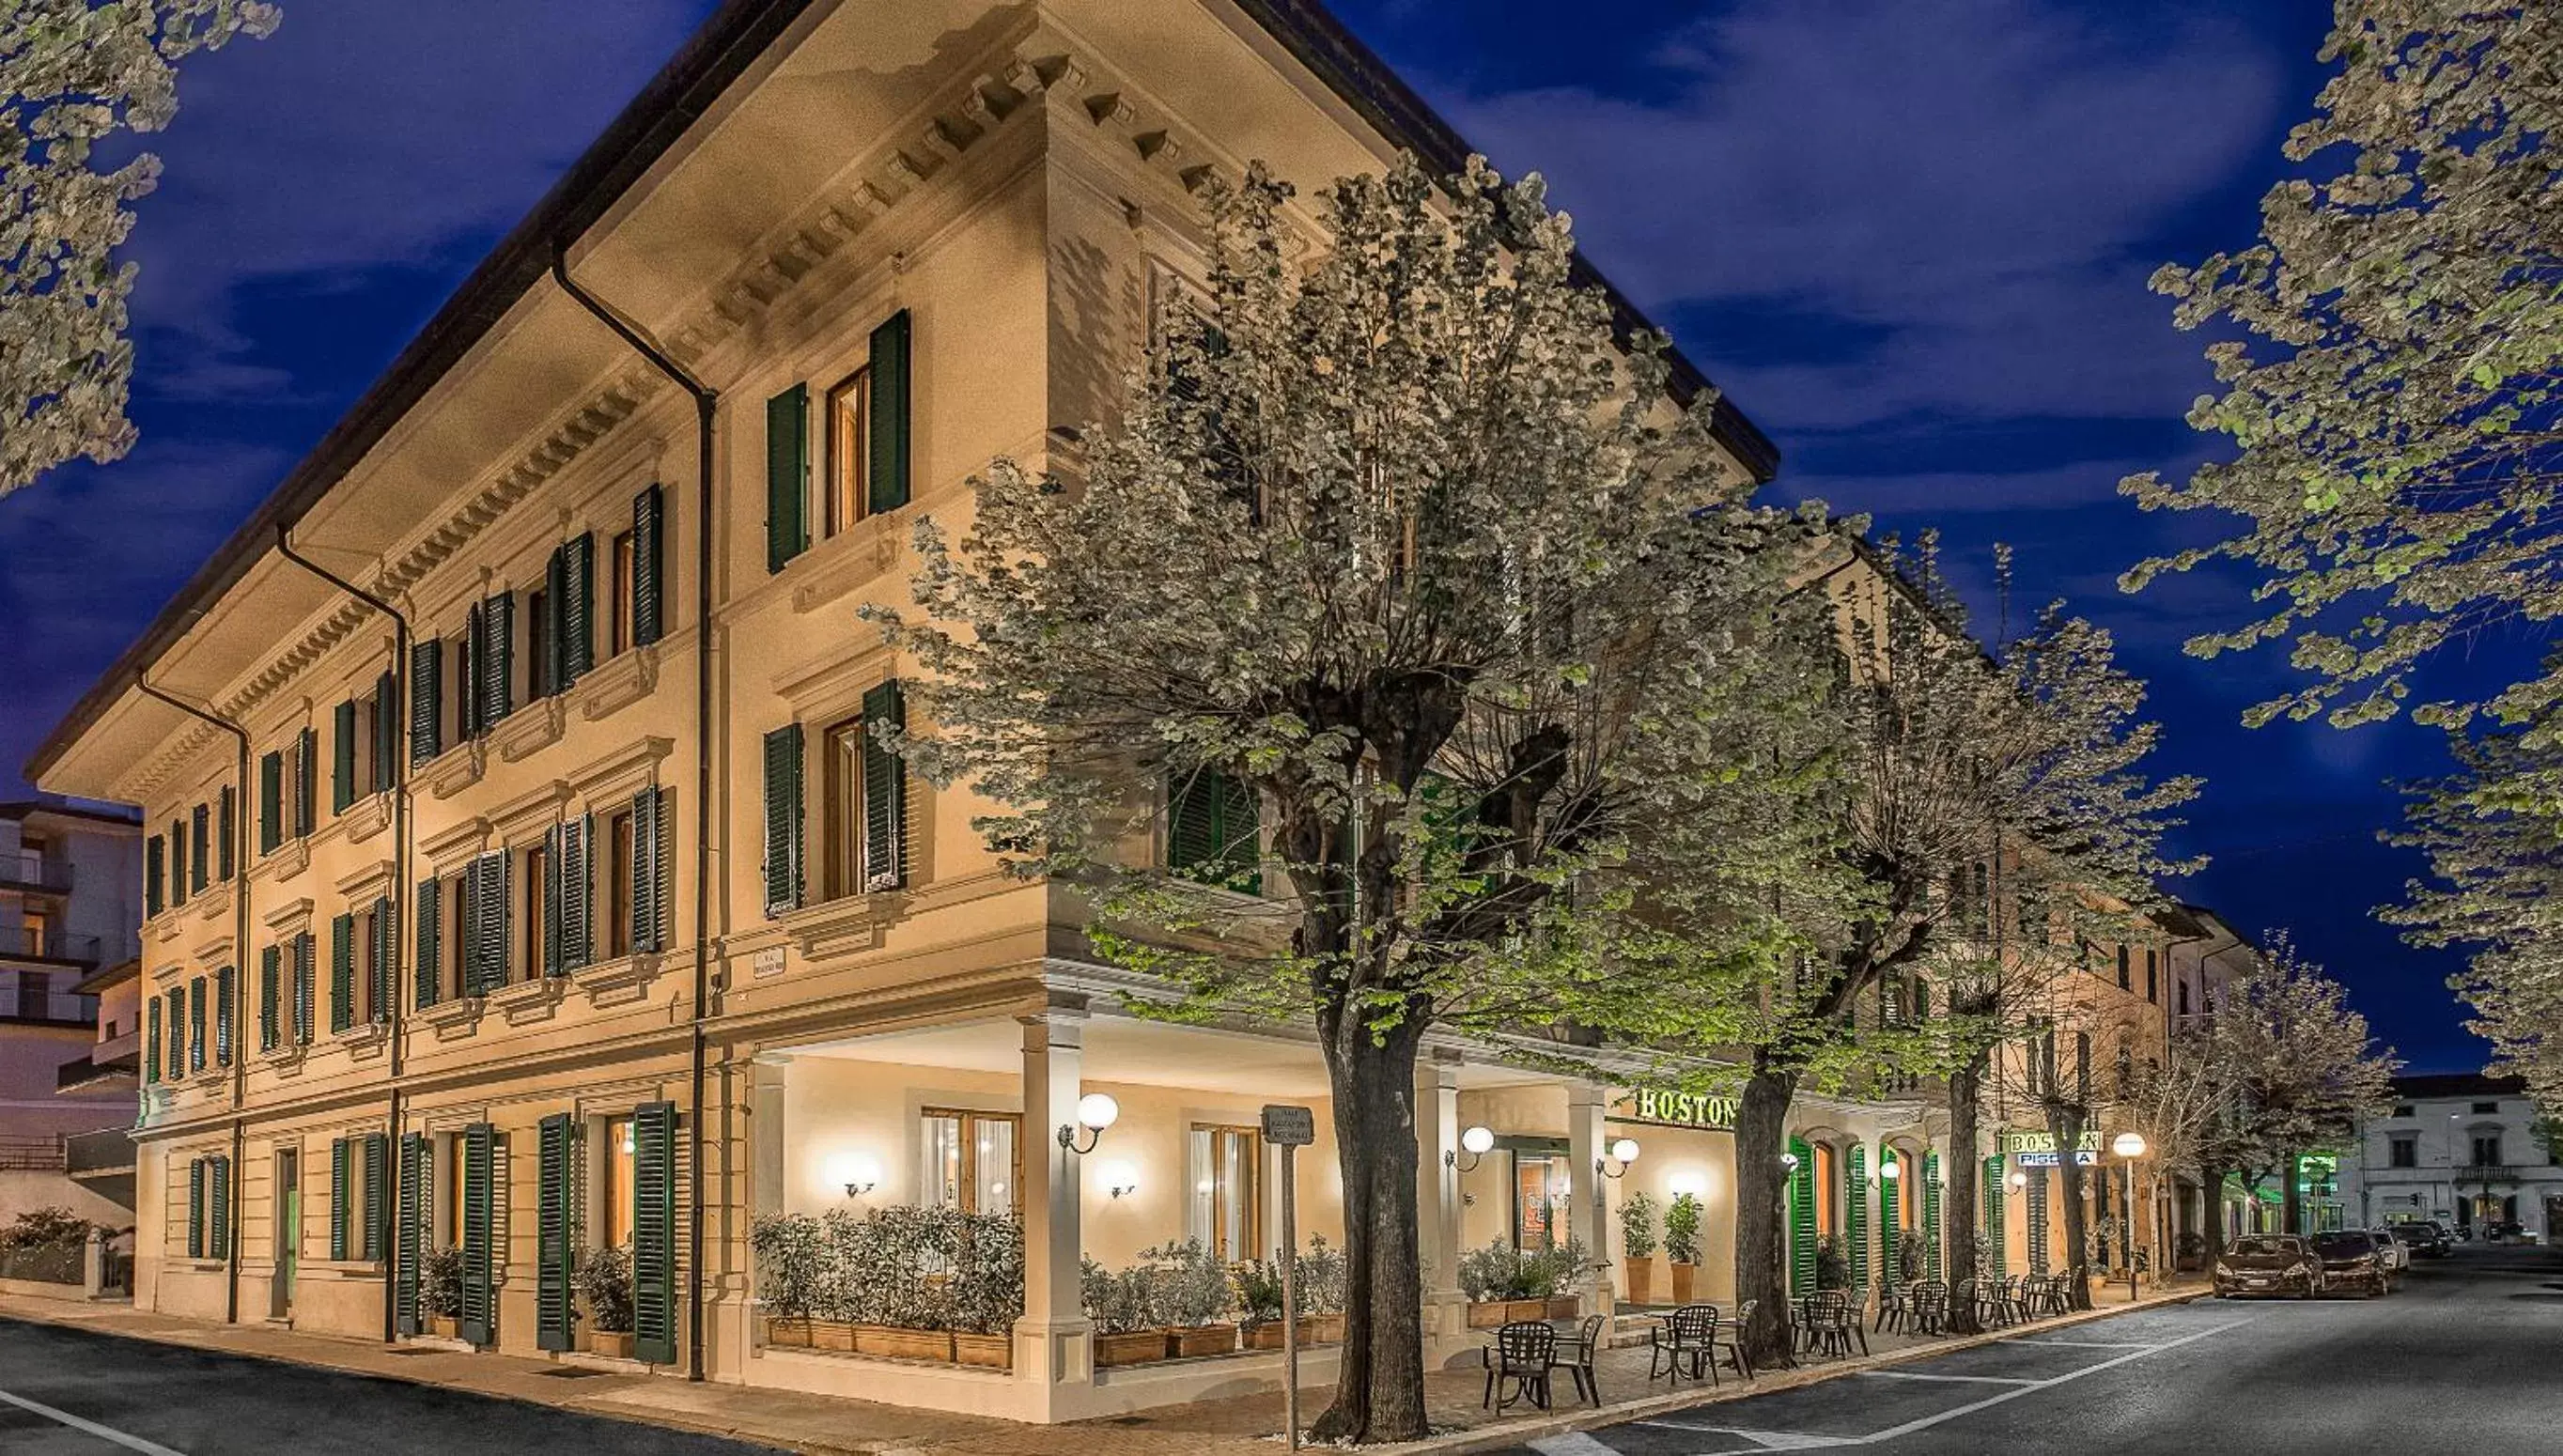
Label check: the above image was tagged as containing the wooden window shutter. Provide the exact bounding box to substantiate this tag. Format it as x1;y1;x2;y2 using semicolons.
1879;1149;1899;1279
631;484;664;647
1788;1137;1816;1295
167;990;186;1080
411;639;443;766
214;965;233;1067
189;804;209;891
216;786;235;880
146;835;164;916
767;384;810;573
458;859;483;996
541;823;566;977
258;944;279;1053
480;593;515;726
633;787;671;953
330;1138;351;1261
169;818;185;906
257;752;281;854
396;1132;427;1335
867;310;910;516
187;1157;205;1260
562;532;596;687
459;608;483;740
1922;1151;1944;1281
370;895;396;1022
536;1112;575;1352
653;788;673;950
631;1100;678;1365
1845;1143;1870;1289
861;681;907;891
362;1133;389;1262
557;815;592;974
543;543;570;698
459;1123;496;1346
145;998;161;1084
1171;770;1260;893
1983;1154;2006;1277
295;727;318;837
373;670;400;790
332;699;357;813
762;724;804;917
414;877;442;1010
188;976;206;1072
485;852;513;989
330;912;354;1033
209;1156;230;1261
292;932;315;1045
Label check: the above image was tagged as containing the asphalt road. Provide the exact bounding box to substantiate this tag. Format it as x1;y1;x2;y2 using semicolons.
1497;1242;2563;1456
0;1317;784;1455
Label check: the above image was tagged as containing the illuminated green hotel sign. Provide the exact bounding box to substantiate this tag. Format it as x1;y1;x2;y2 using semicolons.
1612;1088;1740;1133
2000;1129;2101;1167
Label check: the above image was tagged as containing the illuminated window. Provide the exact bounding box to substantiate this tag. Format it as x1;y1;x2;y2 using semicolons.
520;841;548;982
920;1109;1018;1216
1514;1151;1569;1251
603;810;635;960
1811;1142;1838;1236
604;1115;636;1248
1187;1124;1263;1262
609;531;636;658
824;368;870;537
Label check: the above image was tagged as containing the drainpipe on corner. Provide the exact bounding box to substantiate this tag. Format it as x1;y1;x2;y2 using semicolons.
274;530;412;1344
135;680;252;1326
551;247;720;1382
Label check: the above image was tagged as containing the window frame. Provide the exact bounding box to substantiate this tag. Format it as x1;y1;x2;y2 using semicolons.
609;530;636;658
519;840;549;984
604;808;636;960
823;365;872;538
1188;1122;1265;1263
918;1107;1022;1216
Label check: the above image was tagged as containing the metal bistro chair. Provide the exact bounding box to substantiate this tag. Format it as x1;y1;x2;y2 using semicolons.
1873;1279;1909;1334
1649;1304;1720;1387
1483;1320;1559;1412
1547;1313;1607;1408
1804;1290;1859;1359
1909;1279;1949;1337
1709;1299;1757;1381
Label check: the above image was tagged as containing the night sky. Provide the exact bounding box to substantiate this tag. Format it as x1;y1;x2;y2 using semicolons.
0;1;2497;1072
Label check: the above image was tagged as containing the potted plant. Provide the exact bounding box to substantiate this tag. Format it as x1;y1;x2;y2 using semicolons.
1237;1256;1290;1349
421;1247;464;1340
947;1209;1021;1370
1664;1192;1703;1304
1537;1237;1587;1320
1814;1234;1850;1293
1297;1235;1346;1342
578;1246;636;1357
1082;1258;1165;1366
854;1205;953;1361
1459;1240;1557;1326
751;1212;824;1348
1620;1190;1659;1307
1145;1240;1237;1357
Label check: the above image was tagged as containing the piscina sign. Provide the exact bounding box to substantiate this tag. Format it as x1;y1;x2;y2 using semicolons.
1611;1088;1740;1133
2000;1129;2100;1167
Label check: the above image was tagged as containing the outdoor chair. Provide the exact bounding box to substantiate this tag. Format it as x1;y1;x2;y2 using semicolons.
1649;1304;1719;1386
1547;1313;1607;1407
1483;1320;1558;1411
1873;1280;1908;1334
1909;1280;1949;1336
1804;1291;1858;1359
1709;1299;1757;1381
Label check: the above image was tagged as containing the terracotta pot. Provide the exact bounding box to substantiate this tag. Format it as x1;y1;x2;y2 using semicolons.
856;1325;954;1362
1467;1300;1507;1329
1245;1316;1332;1351
427;1315;458;1340
584;1329;634;1358
1310;1312;1344;1344
1670;1262;1698;1305
811;1320;858;1352
1623;1256;1655;1307
1166;1323;1237;1358
950;1331;1012;1370
1095;1329;1169;1367
1545;1294;1580;1321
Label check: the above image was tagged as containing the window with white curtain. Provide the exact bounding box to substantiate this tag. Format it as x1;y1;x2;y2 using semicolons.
920;1108;1018;1216
1187;1124;1262;1262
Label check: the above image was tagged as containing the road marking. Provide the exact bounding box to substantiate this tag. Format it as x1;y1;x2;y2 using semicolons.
0;1388;187;1455
1999;1337;2154;1349
1856;1370;2039;1385
1531;1434;1623;1456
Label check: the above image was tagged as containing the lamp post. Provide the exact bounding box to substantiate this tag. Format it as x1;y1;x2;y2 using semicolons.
2111;1132;2148;1305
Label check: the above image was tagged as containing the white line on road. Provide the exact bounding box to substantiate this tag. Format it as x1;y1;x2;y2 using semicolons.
0;1387;187;1456
1998;1338;2155;1349
1530;1433;1623;1456
1856;1371;2040;1386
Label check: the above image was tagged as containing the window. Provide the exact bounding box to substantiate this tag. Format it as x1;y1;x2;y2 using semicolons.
822;716;868;901
1514;1150;1569;1250
440;871;468;1000
824;367;870;537
604;1115;636;1249
1188;1124;1263;1262
2471;1135;2503;1168
604;809;635;960
920;1109;1018;1216
525;584;553;701
2144;948;2157;1003
609;531;635;657
2116;943;2131;991
2178;980;2191;1016
2389;1136;2417;1169
520;841;549;983
1810;1143;1838;1236
2392;1103;2415;1118
2472;1101;2498;1114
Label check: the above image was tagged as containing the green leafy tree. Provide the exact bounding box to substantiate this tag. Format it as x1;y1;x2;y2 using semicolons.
3;0;280;494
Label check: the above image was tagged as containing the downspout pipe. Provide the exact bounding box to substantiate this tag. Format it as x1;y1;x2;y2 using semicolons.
274;529;412;1344
136;681;251;1327
551;249;720;1382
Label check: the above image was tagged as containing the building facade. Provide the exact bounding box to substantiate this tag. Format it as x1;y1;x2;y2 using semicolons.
2340;1074;2562;1242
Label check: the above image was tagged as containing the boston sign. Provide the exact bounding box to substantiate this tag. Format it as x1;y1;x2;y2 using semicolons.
1612;1087;1740;1133
2000;1129;2101;1167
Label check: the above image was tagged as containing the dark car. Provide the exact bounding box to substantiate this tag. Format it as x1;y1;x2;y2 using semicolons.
2387;1220;2451;1257
2311;1229;2393;1295
2214;1234;2322;1298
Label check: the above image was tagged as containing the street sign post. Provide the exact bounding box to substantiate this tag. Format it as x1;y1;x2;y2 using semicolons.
1261;1105;1315;1449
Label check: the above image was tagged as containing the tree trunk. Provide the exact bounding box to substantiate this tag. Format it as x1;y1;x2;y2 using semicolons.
1732;1058;1797;1371
1943;1054;1984;1334
1307;1021;1428;1445
2044;1100;2093;1310
2197;1159;2227;1261
2280;1150;2303;1237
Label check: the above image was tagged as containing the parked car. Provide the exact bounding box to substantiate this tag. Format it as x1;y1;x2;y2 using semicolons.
2386;1220;2451;1258
2311;1230;2393;1296
2214;1234;2323;1299
2368;1227;2412;1275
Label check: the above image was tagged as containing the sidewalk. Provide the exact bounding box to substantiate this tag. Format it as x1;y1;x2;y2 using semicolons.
0;1280;2208;1455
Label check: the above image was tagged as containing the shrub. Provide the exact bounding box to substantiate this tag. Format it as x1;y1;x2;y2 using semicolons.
421;1247;464;1319
1236;1257;1286;1328
1295;1233;1346;1315
1814;1235;1850;1291
947;1210;1024;1336
1620;1190;1659;1261
1664;1193;1703;1264
749;1212;825;1320
1459;1238;1584;1302
1080;1257;1157;1335
1139;1239;1233;1326
0;1208;91;1251
578;1246;634;1334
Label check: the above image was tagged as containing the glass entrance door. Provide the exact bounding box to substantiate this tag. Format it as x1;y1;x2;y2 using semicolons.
272;1148;299;1319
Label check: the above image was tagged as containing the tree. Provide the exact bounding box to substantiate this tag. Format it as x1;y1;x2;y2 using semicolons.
2127;1015;2259;1260
2;0;279;496
869;154;1834;1444
2119;4;2563;736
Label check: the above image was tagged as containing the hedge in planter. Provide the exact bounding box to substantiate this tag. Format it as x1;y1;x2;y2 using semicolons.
421;1247;465;1338
751;1205;1022;1362
1458;1237;1586;1327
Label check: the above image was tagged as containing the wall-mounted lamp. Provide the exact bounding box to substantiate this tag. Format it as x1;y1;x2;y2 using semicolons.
1100;1160;1140;1199
2007;1169;2027;1192
1668;1170;1707;1199
843;1156;881;1199
1779;1151;1799;1172
1880;1159;1902;1182
1058;1092;1120;1154
1596;1138;1640;1180
1446;1124;1495;1173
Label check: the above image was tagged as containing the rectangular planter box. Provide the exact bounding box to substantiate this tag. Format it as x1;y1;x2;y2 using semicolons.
1466;1298;1554;1329
1244;1316;1334;1351
427;1316;459;1340
856;1325;954;1362
1165;1324;1237;1359
583;1330;634;1359
811;1320;859;1353
1545;1295;1580;1321
764;1317;814;1349
1095;1330;1169;1368
951;1331;1012;1370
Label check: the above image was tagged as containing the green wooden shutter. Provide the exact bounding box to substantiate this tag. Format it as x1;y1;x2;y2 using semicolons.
488;852;513;988
481;593;515;726
190;804;209;891
330;1138;351;1261
1788;1135;1816;1296
145;998;161;1084
209;1156;230;1260
169;817;186;906
631;485;664;647
370;895;395;1023
167;990;185;1080
214;965;233;1067
652;788;673;950
1172;770;1260;892
558;815;592;973
1984;1154;2006;1278
292;933;315;1045
1880;1149;1900;1280
217;786;235;880
2026;1169;2050;1275
562;533;595;686
411;639;443;766
630;788;658;953
767;384;809;573
541;823;565;977
459;608;483;740
258;945;279;1053
867;310;910;516
1923;1151;1944;1281
460;1123;496;1346
458;859;483;996
762;724;803;917
187;1158;205;1260
146;835;164;916
188;976;206;1072
363;1134;389;1262
330;913;354;1033
258;753;281;854
536;1112;575;1352
861;680;906;891
373;670;399;790
414;878;442;1010
396;1132;427;1335
544;544;569;697
1846;1143;1870;1290
631;1100;678;1365
295;727;318;836
333;699;357;813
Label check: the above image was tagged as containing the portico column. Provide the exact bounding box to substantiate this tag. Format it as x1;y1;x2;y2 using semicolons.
1017;1006;1093;1402
1568;1082;1611;1314
750;1054;788;1223
1414;1050;1464;1337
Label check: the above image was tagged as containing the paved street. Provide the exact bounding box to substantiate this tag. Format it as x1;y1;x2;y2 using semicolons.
0;1317;784;1456
1496;1244;2563;1456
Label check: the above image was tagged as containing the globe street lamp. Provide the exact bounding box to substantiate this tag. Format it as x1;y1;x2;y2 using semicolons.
2111;1131;2148;1305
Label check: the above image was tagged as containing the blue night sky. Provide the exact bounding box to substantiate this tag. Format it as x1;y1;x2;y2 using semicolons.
0;1;2501;1071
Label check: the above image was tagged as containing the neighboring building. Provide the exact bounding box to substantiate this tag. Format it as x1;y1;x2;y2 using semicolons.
2340;1074;2563;1242
2153;904;2276;1244
0;798;143;1228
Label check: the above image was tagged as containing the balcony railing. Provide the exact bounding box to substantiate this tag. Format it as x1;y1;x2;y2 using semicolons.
0;851;72;894
2456;1164;2522;1183
0;929;101;966
0;1135;66;1172
55;1046;137;1092
64;1126;135;1177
